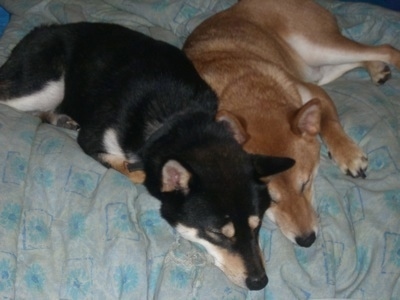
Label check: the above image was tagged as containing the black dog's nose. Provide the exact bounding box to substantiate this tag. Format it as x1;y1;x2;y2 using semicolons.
295;232;316;248
246;273;268;290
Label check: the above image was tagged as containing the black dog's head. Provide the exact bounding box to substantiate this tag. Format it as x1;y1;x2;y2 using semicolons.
142;110;294;290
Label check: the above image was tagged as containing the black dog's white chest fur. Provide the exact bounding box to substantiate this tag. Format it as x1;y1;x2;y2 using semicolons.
0;22;294;290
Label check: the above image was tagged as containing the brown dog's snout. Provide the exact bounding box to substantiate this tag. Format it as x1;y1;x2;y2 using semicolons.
295;231;316;248
266;181;319;247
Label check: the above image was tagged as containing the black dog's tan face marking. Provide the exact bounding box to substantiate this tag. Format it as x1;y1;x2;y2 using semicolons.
248;216;260;229
176;216;264;289
178;216;263;289
220;222;235;238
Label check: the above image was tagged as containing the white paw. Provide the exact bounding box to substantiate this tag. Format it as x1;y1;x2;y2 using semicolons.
367;62;391;85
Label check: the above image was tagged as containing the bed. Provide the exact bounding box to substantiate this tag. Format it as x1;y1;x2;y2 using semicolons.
0;0;399;299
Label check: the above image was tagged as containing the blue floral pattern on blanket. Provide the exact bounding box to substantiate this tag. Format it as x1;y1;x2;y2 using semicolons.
25;263;47;292
0;203;21;231
0;252;16;294
60;258;93;300
0;0;399;299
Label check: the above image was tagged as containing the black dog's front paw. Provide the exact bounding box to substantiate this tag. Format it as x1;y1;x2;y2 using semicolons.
56;114;81;131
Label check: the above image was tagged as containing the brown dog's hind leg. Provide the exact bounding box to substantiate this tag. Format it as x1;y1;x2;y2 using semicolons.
293;32;400;85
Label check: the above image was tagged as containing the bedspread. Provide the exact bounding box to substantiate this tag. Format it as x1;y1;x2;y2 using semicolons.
0;0;399;299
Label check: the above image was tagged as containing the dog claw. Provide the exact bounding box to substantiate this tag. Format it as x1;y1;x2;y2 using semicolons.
346;167;367;179
377;72;391;85
359;169;367;179
56;115;81;131
371;63;392;85
328;141;368;179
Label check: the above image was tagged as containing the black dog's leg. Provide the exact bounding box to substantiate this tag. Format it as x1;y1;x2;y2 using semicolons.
77;127;146;183
97;153;146;184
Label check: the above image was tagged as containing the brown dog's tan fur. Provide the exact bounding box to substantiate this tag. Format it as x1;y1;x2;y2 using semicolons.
184;0;400;246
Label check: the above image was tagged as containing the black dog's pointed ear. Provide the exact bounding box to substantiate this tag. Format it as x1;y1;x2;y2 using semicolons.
216;109;249;144
161;160;191;194
251;154;295;178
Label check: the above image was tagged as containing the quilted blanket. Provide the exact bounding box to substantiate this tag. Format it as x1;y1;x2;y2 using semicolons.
0;0;399;299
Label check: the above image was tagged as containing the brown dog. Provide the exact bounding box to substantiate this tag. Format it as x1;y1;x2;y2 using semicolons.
184;0;400;247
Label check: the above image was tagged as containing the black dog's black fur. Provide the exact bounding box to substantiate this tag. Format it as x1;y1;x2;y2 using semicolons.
0;23;294;290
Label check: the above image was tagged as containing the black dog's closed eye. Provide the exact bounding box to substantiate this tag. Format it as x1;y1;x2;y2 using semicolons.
206;228;233;241
207;228;223;237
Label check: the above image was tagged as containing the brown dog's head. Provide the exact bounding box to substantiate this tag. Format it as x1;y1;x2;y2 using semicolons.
264;99;321;247
220;98;321;247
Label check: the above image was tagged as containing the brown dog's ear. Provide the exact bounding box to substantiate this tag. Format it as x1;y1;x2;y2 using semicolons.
251;154;295;178
291;98;321;136
216;109;249;144
161;160;191;194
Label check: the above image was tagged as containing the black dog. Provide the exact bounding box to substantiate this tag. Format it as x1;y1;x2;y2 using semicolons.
0;23;294;290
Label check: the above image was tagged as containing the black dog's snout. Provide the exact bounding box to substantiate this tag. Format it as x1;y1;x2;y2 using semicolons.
246;273;268;290
295;232;316;248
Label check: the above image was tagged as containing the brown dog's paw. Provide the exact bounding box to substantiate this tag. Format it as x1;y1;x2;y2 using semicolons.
365;61;391;85
328;142;368;178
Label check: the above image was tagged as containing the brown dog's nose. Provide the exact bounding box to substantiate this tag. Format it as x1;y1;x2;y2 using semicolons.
246;273;268;290
295;232;316;247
